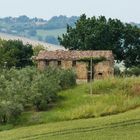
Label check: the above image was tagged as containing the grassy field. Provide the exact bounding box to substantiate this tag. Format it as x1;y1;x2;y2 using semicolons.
13;76;140;127
0;77;140;139
0;107;140;140
36;28;66;38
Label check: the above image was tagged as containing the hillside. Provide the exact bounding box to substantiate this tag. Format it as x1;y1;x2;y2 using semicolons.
0;32;65;50
0;76;140;139
0;15;140;45
0;106;140;140
0;76;140;130
0;15;78;45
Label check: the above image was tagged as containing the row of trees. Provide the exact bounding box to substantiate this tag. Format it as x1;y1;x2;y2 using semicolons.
59;14;140;67
0;67;76;124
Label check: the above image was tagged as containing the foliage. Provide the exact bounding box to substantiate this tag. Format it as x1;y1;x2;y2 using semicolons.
125;66;140;76
58;69;76;89
0;39;33;68
123;24;140;67
59;14;140;67
0;101;140;140
0;69;24;123
33;45;45;56
114;65;121;76
0;67;76;123
0;77;138;127
0;101;23;124
31;69;61;111
79;57;106;63
0;15;78;44
41;15;78;30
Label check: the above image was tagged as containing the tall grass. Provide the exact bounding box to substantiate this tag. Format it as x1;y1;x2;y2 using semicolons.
16;76;140;126
0;106;140;140
62;77;140;120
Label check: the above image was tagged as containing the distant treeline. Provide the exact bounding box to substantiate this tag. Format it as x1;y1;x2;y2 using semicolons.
0;15;78;44
0;15;140;45
0;15;78;30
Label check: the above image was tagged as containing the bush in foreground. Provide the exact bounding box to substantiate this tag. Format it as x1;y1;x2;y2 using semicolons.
0;67;76;123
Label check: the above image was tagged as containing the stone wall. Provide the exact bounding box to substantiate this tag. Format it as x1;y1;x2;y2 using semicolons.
76;61;88;80
61;60;72;69
94;61;114;79
37;59;114;82
38;60;47;70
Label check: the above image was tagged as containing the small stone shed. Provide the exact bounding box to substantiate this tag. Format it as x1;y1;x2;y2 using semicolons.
36;50;114;82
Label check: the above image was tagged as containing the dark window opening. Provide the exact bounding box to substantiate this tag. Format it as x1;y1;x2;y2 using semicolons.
58;61;61;66
46;60;49;66
98;73;103;76
72;61;76;67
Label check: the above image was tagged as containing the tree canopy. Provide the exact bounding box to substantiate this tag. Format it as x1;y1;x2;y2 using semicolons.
0;39;33;68
58;14;140;67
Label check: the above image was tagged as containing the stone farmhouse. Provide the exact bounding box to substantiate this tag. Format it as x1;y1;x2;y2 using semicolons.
36;50;114;82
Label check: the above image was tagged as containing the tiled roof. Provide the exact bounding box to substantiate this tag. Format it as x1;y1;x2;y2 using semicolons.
36;50;113;60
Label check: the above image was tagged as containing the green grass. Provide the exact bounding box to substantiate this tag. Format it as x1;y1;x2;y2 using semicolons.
0;76;140;139
0;107;140;140
36;28;66;38
14;76;140;127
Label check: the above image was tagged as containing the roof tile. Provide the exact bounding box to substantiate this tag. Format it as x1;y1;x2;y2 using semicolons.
36;50;113;60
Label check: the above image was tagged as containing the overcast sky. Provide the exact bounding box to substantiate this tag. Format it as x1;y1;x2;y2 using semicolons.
0;0;140;22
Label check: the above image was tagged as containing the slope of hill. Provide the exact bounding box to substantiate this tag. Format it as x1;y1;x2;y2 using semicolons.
37;28;66;38
0;107;140;140
0;15;78;45
0;77;140;139
0;32;65;51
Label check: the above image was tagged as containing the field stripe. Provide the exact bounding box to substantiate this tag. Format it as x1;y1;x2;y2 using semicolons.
18;119;140;140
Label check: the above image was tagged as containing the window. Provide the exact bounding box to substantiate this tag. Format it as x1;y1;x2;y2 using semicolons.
72;61;76;67
46;60;49;66
58;61;61;66
98;73;103;76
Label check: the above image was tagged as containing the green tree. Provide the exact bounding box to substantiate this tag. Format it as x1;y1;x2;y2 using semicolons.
123;24;140;67
0;39;33;68
59;14;140;67
33;44;45;56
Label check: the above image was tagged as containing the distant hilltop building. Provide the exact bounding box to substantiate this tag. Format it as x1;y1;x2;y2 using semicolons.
36;50;114;82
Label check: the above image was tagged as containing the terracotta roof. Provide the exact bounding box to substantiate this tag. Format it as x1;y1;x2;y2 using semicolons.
36;50;113;60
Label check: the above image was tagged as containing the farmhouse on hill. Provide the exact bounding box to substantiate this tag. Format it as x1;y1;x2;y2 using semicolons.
36;50;114;82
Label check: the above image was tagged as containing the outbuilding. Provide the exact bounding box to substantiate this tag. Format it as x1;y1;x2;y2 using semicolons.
36;50;114;82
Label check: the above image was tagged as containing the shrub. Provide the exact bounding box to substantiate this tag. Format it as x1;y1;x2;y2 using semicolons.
0;66;76;121
30;67;76;110
114;66;121;76
58;69;76;89
31;70;61;111
0;101;23;124
125;66;140;76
